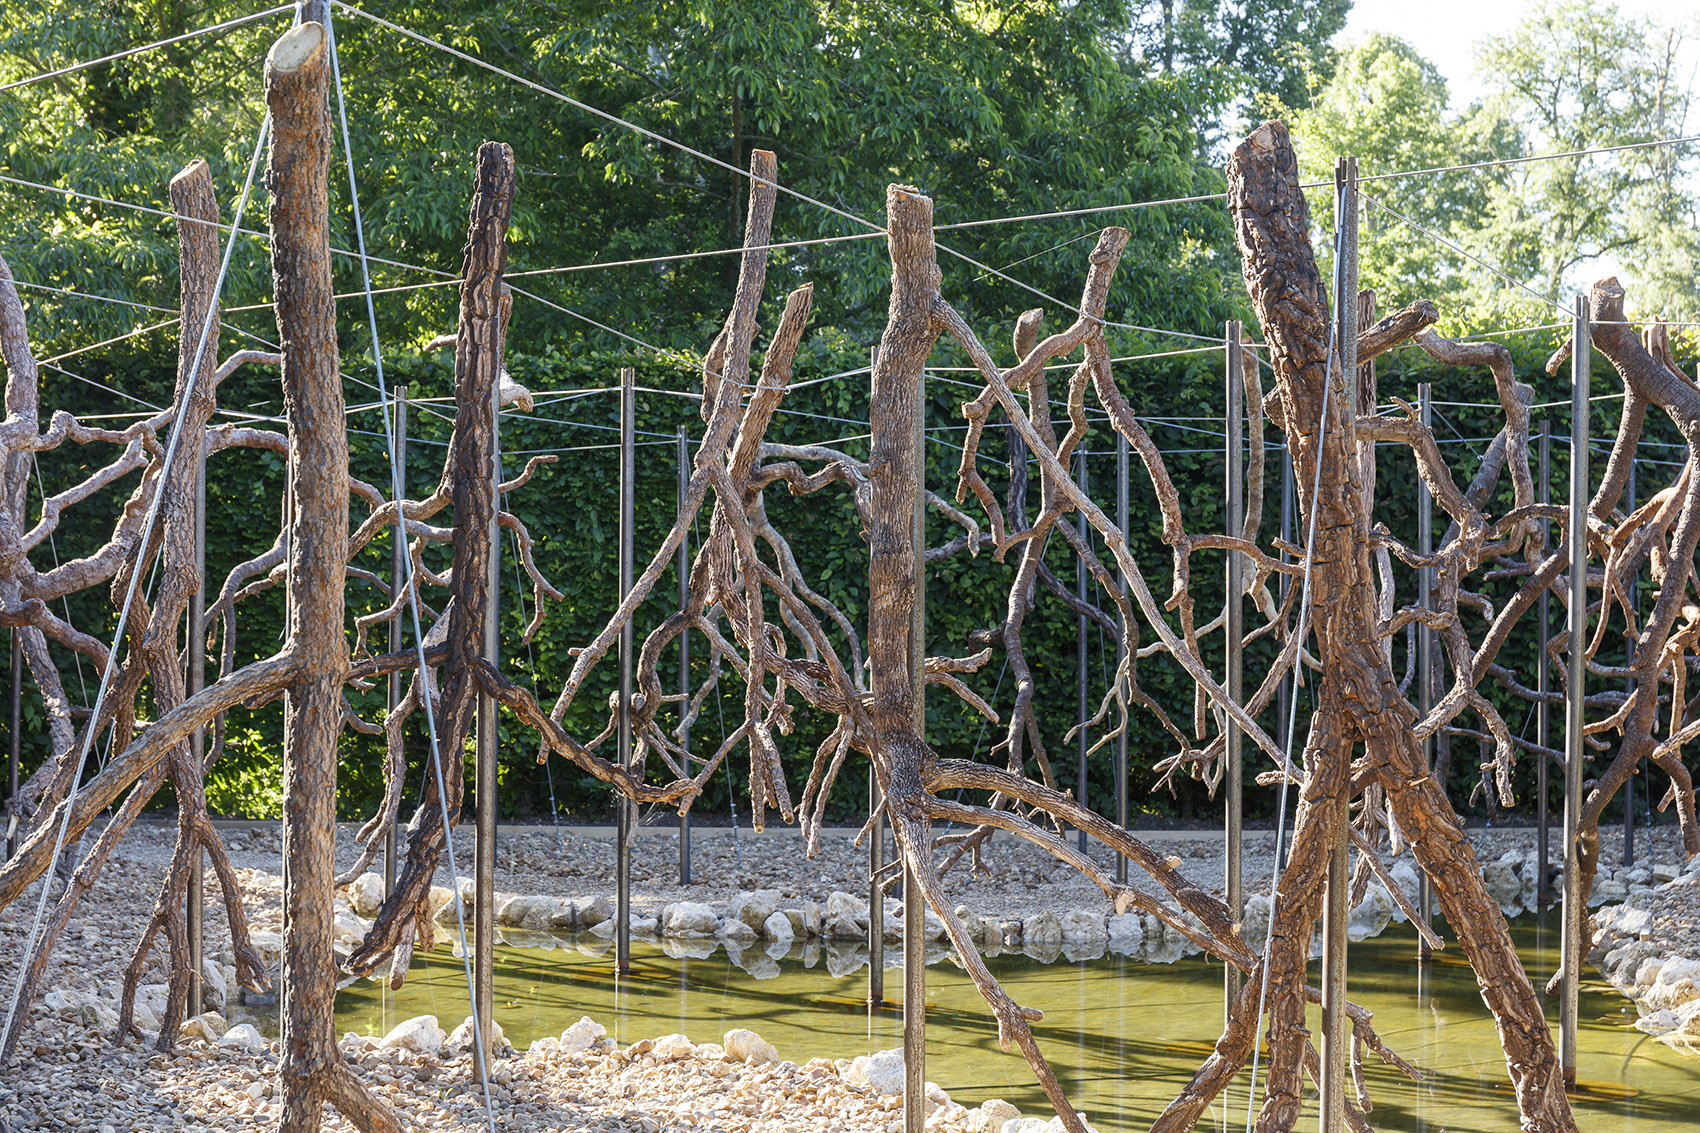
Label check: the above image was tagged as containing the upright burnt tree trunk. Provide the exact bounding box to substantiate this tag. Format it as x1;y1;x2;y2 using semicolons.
265;22;398;1133
1228;122;1574;1132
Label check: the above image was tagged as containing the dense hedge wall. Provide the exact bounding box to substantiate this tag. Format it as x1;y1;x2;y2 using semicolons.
7;327;1680;830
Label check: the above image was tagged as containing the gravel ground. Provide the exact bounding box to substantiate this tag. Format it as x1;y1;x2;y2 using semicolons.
0;816;1689;1131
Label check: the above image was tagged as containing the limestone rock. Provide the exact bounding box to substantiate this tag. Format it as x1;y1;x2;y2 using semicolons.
1022;912;1061;946
1106;912;1145;953
346;873;385;918
379;1015;445;1055
844;1047;905;1095
722;1027;778;1065
446;1016;509;1053
731;889;782;934
719;917;758;944
650;1033;697;1061
1058;909;1108;945
965;1098;1021;1133
763;910;795;950
576;895;613;929
662;901;720;937
181;1011;227;1042
559;1016;606;1055
218;1023;266;1051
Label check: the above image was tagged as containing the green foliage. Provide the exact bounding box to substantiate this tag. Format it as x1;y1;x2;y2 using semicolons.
1283;6;1699;332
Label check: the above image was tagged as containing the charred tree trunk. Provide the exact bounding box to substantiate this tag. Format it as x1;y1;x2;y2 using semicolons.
265;22;398;1133
1228;121;1573;1132
345;141;516;983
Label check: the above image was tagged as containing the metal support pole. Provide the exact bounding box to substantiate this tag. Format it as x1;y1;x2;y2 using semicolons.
678;425;692;885
1561;296;1590;1084
6;630;19;860
1417;381;1434;961
903;370;927;1133
1114;432;1129;885
1275;448;1293;869
385;387;407;898
1319;153;1358;1133
1075;446;1089;853
617;366;636;975
186;445;207;1019
869;346;886;1008
1624;463;1637;867
1537;420;1550;907
1224;320;1244;1020
473;362;502;1063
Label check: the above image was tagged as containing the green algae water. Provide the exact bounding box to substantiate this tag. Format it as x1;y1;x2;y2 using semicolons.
332;912;1700;1131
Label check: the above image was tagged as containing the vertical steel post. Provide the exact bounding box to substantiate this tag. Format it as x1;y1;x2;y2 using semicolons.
1561;296;1590;1084
903;370;927;1133
473;356;502;1064
869;346;886;1008
617;367;636;975
1417;381;1434;961
1075;446;1090;852
4;630;17;859
1624;463;1637;867
385;388;407;898
1276;447;1294;869
1537;420;1551;907
186;443;207;1019
1114;432;1129;885
1224;320;1244;1020
1319;154;1358;1133
678;425;692;885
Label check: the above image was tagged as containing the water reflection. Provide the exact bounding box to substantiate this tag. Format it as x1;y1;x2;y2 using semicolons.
326;911;1700;1131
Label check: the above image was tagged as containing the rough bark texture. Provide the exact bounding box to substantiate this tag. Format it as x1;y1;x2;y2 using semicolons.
265;22;397;1133
1228;120;1573;1132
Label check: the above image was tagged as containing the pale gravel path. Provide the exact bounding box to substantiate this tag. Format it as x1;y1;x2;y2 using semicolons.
1;816;1689;1131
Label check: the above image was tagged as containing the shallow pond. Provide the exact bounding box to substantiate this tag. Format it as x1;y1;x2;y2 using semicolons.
332;910;1700;1131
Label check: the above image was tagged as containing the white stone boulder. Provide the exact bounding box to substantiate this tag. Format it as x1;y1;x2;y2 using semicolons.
575;895;613;929
650;1033;697;1061
719;917;758;944
379;1015;445;1055
346;873;386;918
763;911;796;951
965;1098;1021;1133
1106;912;1146;954
1058;910;1108;946
662;902;721;937
559;1016;606;1055
1022;912;1062;946
218;1023;267;1051
446;1016;510;1053
722;1027;778;1065
180;1011;228;1042
844;1047;905;1095
731;889;783;934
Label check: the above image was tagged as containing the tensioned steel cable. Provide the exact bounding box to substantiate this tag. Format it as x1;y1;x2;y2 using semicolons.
324;10;498;1125
0;5;296;93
